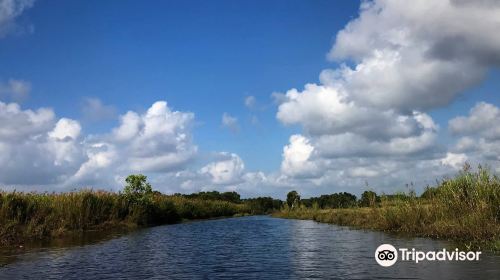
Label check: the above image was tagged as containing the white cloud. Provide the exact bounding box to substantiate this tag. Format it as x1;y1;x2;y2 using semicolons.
69;100;197;188
49;118;81;141
112;111;142;141
322;50;483;112
0;101;53;141
90;101;197;175
281;134;320;178
448;102;500;169
200;153;245;185
221;112;239;132
0;0;35;37
244;95;257;109
117;101;197;173
0;79;31;101
1;0;499;198
0;99;272;195
449;102;500;140
277;83;432;140
0;101;84;186
68;142;118;187
347;167;380;178
273;0;500;195
326;0;500;112
0;100;198;190
441;152;468;170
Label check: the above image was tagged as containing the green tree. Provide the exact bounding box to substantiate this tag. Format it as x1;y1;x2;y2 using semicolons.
359;190;379;207
221;191;241;203
124;174;153;204
287;190;300;209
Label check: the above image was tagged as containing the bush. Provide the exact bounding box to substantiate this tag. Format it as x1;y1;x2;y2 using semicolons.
123;174;153;205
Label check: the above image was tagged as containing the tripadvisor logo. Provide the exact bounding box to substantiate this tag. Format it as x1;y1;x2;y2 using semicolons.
375;244;398;267
375;244;482;267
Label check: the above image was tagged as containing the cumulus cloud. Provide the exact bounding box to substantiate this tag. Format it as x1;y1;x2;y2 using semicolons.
0;0;35;37
277;83;434;141
0;79;31;101
440;152;468;170
448;102;500;171
0;101;84;186
200;153;245;185
72;101;198;187
327;0;500;111
49;118;81;141
273;0;500;194
221;112;239;132
281;135;320;178
0;100;198;190
0;101;53;141
0;99;269;195
276;82;440;164
115;101;196;172
449;102;500;140
1;0;499;197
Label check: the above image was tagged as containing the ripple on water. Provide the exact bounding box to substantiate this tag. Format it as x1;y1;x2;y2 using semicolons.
0;216;498;279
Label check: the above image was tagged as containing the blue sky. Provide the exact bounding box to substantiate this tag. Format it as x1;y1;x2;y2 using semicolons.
1;0;500;198
0;0;360;172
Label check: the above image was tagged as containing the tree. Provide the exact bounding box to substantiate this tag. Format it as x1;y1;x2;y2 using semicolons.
221;191;241;203
124;174;153;204
244;197;283;214
359;190;379;207
287;190;300;209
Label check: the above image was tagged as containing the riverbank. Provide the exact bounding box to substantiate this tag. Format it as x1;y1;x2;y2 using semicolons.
274;167;500;251
0;190;278;247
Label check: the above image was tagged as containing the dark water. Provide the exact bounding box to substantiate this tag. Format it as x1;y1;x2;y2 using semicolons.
0;216;498;279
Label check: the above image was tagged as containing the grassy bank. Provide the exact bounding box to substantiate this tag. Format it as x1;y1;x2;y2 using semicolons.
0;191;243;246
0;176;282;246
274;166;500;250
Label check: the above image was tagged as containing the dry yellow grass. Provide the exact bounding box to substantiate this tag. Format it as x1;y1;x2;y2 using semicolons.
274;167;500;250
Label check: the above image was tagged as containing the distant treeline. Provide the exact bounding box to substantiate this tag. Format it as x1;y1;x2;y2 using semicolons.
173;191;282;214
291;190;411;209
301;192;357;208
173;191;242;204
292;188;454;210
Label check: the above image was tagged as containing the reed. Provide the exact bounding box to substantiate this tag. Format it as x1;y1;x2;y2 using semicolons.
274;166;500;250
0;190;253;246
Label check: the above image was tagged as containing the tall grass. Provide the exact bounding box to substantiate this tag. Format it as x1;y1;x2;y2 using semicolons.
274;166;500;249
0;190;251;246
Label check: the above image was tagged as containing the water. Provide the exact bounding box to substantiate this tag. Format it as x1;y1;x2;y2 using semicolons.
0;216;498;279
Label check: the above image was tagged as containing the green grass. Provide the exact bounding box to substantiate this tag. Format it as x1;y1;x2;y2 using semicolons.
274;166;500;250
0;190;257;246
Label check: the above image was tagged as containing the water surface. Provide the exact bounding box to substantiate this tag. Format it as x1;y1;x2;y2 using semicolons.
0;216;498;279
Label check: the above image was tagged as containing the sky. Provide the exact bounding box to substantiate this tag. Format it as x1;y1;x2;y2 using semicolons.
0;0;500;198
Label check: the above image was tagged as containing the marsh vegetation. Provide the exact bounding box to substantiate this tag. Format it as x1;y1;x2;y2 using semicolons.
1;166;499;249
0;175;281;246
274;165;500;250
